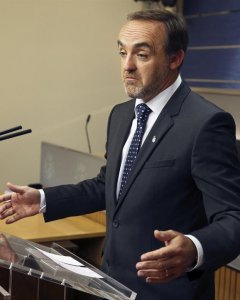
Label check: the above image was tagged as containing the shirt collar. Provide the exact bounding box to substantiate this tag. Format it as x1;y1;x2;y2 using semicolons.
135;75;182;115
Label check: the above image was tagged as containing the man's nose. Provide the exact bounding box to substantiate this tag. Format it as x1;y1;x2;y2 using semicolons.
123;56;137;72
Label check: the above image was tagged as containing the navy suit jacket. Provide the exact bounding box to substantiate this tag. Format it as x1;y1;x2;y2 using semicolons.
44;81;240;300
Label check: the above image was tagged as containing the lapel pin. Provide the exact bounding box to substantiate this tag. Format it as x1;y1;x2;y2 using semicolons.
152;136;156;143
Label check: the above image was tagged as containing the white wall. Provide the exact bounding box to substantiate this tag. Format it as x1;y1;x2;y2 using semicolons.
0;0;142;191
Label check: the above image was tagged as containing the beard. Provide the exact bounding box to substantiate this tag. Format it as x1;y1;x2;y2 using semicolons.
124;79;160;101
124;82;144;99
123;67;170;101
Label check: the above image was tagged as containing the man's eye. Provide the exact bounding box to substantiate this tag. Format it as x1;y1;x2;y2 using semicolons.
137;53;148;59
119;51;126;57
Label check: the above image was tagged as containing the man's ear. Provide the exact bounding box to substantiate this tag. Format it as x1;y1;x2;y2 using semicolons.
169;49;185;70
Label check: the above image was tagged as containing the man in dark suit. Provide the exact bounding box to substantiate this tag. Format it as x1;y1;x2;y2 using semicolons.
0;9;240;300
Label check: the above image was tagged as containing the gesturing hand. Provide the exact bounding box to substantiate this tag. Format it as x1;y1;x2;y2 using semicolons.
136;230;197;283
0;182;41;224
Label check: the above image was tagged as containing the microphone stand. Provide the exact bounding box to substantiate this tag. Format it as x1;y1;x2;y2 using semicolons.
85;115;92;154
0;126;32;141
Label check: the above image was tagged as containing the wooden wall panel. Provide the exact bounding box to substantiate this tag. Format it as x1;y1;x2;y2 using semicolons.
215;266;240;300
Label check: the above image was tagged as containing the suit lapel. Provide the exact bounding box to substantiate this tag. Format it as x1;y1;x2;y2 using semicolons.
107;101;135;204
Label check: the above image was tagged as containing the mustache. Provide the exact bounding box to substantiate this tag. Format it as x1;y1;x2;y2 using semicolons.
123;72;139;80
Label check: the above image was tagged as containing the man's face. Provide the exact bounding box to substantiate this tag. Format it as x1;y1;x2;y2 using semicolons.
118;20;177;102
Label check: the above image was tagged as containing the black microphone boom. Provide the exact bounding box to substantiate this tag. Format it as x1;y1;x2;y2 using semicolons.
85;114;92;154
0;126;32;141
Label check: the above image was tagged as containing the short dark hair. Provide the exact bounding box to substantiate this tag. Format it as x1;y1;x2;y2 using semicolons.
127;9;189;56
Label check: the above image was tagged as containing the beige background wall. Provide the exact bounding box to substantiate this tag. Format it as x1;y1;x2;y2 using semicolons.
0;0;142;191
0;0;239;192
196;91;240;140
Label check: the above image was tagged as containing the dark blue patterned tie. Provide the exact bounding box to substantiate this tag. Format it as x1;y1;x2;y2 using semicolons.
119;103;152;197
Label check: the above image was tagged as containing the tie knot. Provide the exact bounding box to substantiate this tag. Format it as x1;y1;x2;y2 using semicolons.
136;103;152;123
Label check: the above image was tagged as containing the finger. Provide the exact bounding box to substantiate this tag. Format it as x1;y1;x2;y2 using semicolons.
136;260;176;274
0;193;12;203
6;213;22;224
140;245;176;261
0;201;13;216
0;206;15;219
138;268;165;278
154;229;178;243
6;182;26;195
145;268;175;283
146;274;171;283
138;267;173;282
136;260;171;270
146;268;180;283
146;277;168;283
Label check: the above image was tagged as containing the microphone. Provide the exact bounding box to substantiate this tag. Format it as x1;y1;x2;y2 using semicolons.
85;114;92;154
0;125;32;141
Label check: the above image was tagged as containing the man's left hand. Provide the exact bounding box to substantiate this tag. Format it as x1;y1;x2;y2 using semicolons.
136;230;197;283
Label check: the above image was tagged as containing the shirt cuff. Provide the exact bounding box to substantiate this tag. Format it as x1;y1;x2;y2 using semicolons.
185;234;204;271
39;189;46;213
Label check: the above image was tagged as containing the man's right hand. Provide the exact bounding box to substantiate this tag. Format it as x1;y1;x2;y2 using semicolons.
0;182;41;224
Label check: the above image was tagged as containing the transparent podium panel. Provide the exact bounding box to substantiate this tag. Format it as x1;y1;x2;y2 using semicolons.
0;233;137;300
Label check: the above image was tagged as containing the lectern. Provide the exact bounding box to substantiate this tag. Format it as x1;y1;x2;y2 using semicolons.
0;233;137;300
